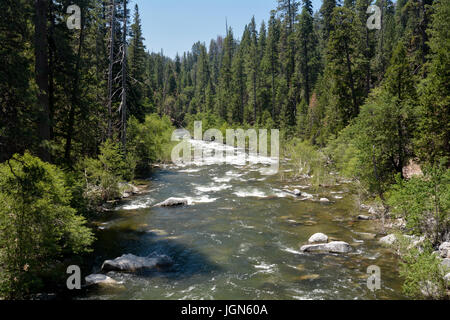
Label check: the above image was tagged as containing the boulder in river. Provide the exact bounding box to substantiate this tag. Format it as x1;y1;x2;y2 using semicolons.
308;233;329;244
357;215;371;221
301;241;352;254
155;197;189;207
85;274;122;288
439;242;450;258
379;234;397;245
319;198;330;203
101;254;173;273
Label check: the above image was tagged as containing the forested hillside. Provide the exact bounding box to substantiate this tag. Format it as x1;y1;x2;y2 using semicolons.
0;0;449;299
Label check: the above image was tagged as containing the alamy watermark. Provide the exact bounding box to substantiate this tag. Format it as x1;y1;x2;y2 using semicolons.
66;265;81;290
67;5;81;30
367;5;381;30
367;265;381;292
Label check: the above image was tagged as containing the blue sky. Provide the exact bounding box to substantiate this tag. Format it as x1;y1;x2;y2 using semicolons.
132;0;322;58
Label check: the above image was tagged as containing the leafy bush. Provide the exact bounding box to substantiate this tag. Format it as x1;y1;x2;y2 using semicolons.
127;114;175;171
284;138;334;187
387;164;450;243
79;139;134;204
0;153;94;299
399;241;449;300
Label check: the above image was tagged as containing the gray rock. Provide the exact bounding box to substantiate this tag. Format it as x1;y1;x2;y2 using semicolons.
406;235;425;249
357;215;371;221
319;198;330;203
283;189;302;197
119;183;140;198
379;234;397;245
301;241;352;254
308;233;329;244
101;254;173;273
420;280;441;298
85;274;121;287
439;242;450;258
442;258;450;269
155;197;189;207
444;273;450;286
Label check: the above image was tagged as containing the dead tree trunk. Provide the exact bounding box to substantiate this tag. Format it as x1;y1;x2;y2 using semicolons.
120;0;128;151
107;0;116;139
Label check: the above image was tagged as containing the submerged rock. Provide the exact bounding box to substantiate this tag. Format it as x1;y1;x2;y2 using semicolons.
308;233;329;244
439;242;450;258
298;274;320;281
155;197;189;207
101;254;173;273
301;241;352;254
85;274;122;287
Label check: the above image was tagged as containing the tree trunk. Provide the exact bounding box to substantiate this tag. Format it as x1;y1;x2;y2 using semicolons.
107;0;116;139
344;41;358;118
121;0;128;151
65;14;85;165
35;0;51;161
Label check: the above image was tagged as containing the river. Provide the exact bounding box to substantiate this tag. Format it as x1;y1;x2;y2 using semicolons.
81;139;406;300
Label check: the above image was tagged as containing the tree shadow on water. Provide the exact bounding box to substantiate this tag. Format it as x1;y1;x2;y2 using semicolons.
89;228;221;281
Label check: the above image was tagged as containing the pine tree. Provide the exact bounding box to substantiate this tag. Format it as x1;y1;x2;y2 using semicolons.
245;17;259;124
325;7;366;130
415;0;450;163
262;12;281;120
128;4;147;121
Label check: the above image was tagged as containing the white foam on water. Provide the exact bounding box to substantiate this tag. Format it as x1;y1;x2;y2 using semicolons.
117;198;154;211
289;185;310;189
301;192;314;199
178;168;203;173
272;188;297;198
185;195;218;205
225;171;244;177
238;221;256;229
254;262;277;274
194;183;232;193
212;176;232;183
233;189;267;198
282;247;303;255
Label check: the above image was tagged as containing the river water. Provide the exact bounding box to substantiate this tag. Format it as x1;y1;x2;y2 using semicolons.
82;140;406;300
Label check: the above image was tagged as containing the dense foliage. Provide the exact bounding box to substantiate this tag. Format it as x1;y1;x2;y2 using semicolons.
0;153;94;299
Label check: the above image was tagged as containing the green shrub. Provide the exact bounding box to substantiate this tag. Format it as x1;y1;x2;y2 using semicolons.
127;114;175;170
0;153;94;299
80;139;133;204
399;241;449;300
387;165;450;243
284;138;334;187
